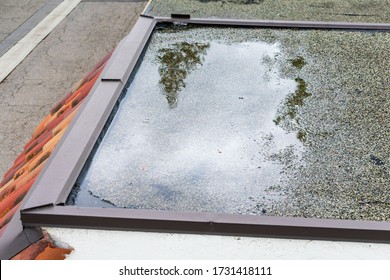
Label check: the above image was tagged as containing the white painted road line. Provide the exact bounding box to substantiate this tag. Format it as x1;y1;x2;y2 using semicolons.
142;0;153;15
0;0;64;57
0;0;82;84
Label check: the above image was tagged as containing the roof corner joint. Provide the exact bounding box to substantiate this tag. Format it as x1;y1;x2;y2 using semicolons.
171;14;191;19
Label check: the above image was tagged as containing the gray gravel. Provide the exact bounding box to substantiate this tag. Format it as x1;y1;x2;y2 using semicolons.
147;0;390;23
72;25;390;222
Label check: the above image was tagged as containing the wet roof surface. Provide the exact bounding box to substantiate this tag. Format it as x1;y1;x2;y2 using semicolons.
147;0;390;23
70;25;390;221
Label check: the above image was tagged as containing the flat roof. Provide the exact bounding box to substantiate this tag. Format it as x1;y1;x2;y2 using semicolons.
16;16;390;246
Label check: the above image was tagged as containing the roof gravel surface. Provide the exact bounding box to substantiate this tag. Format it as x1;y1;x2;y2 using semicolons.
148;0;390;23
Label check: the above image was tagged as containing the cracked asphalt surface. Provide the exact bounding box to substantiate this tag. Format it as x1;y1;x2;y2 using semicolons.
0;1;147;177
0;0;48;42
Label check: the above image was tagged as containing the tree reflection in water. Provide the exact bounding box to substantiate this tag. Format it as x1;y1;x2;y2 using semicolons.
158;42;209;109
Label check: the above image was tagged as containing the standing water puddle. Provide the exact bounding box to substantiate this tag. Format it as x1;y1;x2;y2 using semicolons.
68;26;390;221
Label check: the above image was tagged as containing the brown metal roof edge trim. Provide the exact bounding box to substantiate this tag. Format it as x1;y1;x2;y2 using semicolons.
101;15;156;82
0;209;42;260
17;15;390;247
154;16;390;30
21;206;390;244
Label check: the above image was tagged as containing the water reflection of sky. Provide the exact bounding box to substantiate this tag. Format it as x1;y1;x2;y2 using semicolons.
74;35;303;214
69;26;390;221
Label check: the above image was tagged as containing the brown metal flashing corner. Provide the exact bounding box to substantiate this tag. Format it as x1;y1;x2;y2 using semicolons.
18;16;390;245
0;209;42;260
